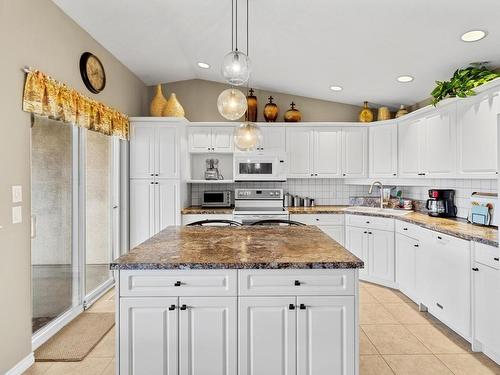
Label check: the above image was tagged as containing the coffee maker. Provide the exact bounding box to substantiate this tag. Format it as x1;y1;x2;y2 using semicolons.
426;189;457;218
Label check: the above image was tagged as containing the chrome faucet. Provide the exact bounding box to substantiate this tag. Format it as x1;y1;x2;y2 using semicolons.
369;181;384;209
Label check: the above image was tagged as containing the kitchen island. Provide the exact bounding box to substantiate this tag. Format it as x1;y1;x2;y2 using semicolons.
111;225;363;375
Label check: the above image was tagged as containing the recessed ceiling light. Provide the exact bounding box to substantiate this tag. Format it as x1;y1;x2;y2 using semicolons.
461;30;487;42
197;62;210;69
397;75;414;83
329;85;343;91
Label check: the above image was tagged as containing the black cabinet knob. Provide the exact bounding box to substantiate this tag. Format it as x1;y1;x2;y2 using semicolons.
289;304;296;310
472;267;479;271
403;228;408;231
294;280;301;286
168;304;176;311
299;304;306;310
363;231;367;234
414;244;419;247
180;304;187;310
174;281;182;286
494;257;499;261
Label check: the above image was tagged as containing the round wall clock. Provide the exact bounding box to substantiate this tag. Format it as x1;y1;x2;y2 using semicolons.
80;52;106;94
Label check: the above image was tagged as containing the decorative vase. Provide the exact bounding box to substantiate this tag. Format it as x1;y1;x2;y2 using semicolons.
284;102;302;122
377;106;391;121
395;104;409;118
263;96;279;122
162;93;185;117
245;88;258;122
358;101;374;123
150;84;167;117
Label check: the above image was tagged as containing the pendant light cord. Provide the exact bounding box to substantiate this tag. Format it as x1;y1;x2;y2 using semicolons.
235;0;238;51
246;0;250;94
231;0;234;51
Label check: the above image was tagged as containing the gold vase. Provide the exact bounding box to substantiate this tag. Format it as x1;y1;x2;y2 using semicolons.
263;96;279;122
377;106;391;121
395;104;409;118
358;101;374;123
150;84;167;117
162;93;185;117
245;88;258;122
284;102;302;122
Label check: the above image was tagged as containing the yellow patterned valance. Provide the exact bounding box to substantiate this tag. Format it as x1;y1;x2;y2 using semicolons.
22;70;129;139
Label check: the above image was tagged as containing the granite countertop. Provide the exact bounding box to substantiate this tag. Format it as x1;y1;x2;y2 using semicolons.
111;226;364;270
181;206;234;215
288;205;349;214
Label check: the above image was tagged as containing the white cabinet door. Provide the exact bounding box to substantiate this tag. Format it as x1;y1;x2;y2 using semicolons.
457;90;499;177
179;297;237;375
314;128;342;177
130;124;155;179
120;297;178;375
212;127;234;152
395;234;418;301
369;124;398;178
422;107;456;177
287;128;313;178
156;180;179;234
189;127;212;152
130;179;155;248
156;126;179;179
259;127;286;153
297;296;355;375
398;118;425;177
239;297;297;375
368;229;395;284
473;264;500;360
345;226;368;277
342;128;367;177
318;225;345;247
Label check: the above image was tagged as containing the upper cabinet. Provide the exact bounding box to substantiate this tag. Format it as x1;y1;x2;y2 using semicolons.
342;127;368;178
130;122;179;179
189;125;234;153
369;123;398;178
314;128;343;177
457;90;499;177
398;117;424;177
287;127;314;177
255;127;286;154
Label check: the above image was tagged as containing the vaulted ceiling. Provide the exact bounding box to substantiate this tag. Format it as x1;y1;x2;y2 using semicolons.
53;0;500;107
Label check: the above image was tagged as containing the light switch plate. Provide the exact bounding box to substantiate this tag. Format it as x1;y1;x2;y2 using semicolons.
12;206;22;224
12;185;22;203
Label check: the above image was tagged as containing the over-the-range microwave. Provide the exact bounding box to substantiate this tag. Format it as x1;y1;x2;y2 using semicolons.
234;153;287;181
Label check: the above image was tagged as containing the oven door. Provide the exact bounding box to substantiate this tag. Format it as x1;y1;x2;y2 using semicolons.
234;154;286;181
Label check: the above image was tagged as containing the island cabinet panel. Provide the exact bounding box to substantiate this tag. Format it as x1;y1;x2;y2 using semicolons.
368;229;395;284
238;269;356;296
297;296;355;375
344;226;368;278
120;297;179;375
120;270;238;297
239;297;297;375
179;297;237;375
395;233;419;303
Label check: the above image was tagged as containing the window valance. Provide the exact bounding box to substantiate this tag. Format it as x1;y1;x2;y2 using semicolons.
22;69;129;140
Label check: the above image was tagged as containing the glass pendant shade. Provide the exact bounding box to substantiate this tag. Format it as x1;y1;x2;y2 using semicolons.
217;88;248;120
233;121;262;151
221;50;251;86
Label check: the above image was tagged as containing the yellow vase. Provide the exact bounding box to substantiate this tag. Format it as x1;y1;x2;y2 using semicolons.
359;101;374;123
150;84;167;117
162;93;185;118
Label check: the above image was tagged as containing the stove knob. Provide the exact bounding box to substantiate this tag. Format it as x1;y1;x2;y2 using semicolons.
269;192;274;196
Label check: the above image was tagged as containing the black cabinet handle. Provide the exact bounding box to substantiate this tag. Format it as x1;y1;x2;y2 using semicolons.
403;228;408;231
294;280;301;286
168;304;176;311
180;304;187;310
436;302;443;309
174;281;182;287
155;173;159;176
363;231;367;234
150;173;154;176
155;182;159;184
316;218;320;221
437;236;442;240
289;304;296;310
494;257;499;261
393;173;397;176
207;147;210;150
368;232;372;235
299;304;306;310
414;244;419;247
472;268;479;271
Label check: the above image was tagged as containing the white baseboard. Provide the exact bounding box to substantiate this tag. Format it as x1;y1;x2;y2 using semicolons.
5;352;34;375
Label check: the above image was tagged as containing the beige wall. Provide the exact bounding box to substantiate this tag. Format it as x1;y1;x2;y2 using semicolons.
0;0;147;372
153;79;362;122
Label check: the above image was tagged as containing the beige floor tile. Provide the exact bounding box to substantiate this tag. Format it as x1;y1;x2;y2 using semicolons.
43;358;112;375
362;324;430;355
23;362;53;375
360;330;379;355
101;359;116;375
88;327;115;358
383;303;433;325
86;300;115;314
405;324;471;354
360;355;395;375
360;288;379;304
384;354;453;375
360;304;398;325
363;284;408;303
437;354;500;375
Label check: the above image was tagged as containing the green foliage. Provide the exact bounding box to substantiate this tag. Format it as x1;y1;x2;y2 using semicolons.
431;63;500;105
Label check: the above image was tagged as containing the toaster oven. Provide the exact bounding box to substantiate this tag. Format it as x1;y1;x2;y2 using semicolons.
201;191;233;208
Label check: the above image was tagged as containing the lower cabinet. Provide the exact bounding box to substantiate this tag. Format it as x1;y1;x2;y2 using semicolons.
120;296;237;375
395;233;419;302
290;214;345;246
239;296;355;375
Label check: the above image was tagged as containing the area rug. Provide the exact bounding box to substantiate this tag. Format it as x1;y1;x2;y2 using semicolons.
35;312;115;362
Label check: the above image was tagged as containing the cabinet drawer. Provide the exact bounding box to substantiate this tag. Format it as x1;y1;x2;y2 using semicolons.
290;214;344;226
120;270;237;297
345;214;394;231
474;242;500;270
238;269;355;296
395;220;423;240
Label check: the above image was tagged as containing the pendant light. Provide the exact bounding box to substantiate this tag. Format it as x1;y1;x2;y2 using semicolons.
217;88;247;121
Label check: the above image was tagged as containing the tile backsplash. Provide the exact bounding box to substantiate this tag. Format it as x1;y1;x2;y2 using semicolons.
190;178;498;220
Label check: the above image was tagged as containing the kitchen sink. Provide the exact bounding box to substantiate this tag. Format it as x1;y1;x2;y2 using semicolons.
344;206;412;216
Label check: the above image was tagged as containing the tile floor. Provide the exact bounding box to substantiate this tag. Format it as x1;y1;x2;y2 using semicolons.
24;282;500;375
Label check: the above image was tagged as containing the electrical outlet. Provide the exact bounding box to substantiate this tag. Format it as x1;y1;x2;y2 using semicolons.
12;185;22;203
12;206;22;224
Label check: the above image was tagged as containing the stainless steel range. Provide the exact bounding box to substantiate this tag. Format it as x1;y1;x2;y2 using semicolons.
233;188;289;225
